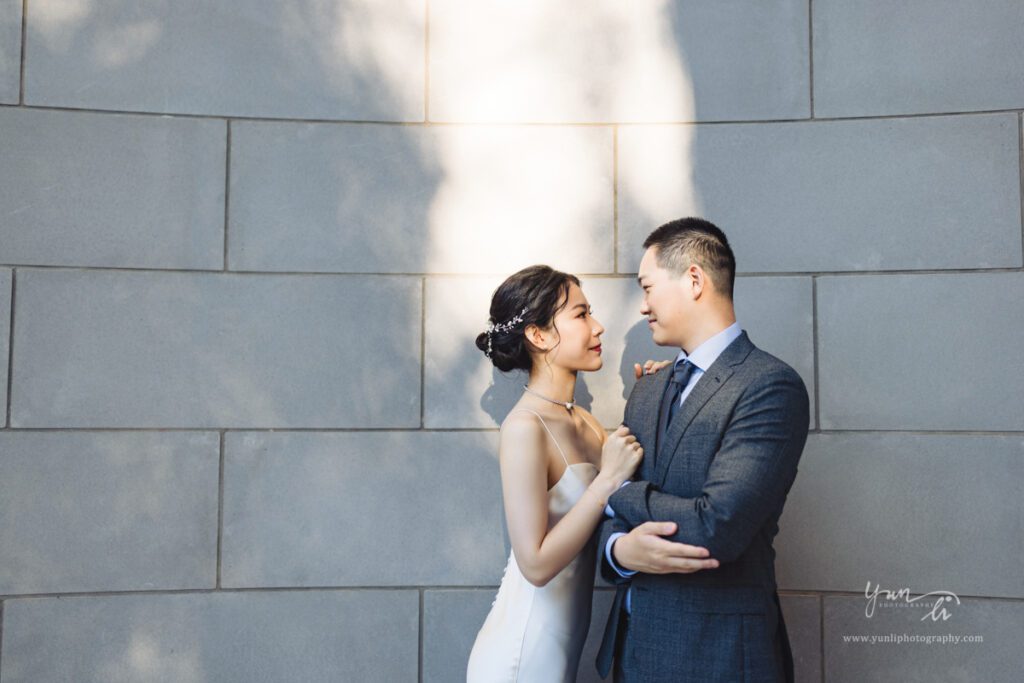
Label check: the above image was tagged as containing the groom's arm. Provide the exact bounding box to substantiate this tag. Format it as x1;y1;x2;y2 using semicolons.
609;368;810;565
597;379;644;585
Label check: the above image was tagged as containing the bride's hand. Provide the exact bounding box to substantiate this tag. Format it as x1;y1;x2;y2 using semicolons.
597;425;643;487
634;359;673;379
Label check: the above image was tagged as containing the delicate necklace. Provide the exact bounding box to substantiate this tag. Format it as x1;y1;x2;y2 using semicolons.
522;384;575;412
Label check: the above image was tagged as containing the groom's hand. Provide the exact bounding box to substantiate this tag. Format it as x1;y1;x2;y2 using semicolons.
612;521;719;574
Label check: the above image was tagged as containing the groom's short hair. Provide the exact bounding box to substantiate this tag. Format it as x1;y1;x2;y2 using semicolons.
643;217;736;299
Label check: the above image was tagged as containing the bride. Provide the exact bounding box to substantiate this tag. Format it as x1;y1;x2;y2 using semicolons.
467;265;670;683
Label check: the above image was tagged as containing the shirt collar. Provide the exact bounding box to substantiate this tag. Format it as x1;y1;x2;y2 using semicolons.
674;321;743;372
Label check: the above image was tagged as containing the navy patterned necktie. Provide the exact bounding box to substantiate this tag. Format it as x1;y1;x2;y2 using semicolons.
658;359;697;450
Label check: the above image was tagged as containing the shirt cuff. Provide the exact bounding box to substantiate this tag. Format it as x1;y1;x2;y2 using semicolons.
603;480;631;518
605;532;638;577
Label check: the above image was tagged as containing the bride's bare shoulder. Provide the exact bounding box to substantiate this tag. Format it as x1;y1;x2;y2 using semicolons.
501;408;535;428
498;410;551;471
499;408;548;442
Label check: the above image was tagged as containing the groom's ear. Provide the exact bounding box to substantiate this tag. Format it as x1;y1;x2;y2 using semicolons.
687;264;708;297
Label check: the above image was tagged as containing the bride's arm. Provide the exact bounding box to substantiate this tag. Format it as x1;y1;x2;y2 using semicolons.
499;413;639;587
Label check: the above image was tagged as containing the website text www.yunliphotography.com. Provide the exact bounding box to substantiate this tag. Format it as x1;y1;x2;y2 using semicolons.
841;633;984;645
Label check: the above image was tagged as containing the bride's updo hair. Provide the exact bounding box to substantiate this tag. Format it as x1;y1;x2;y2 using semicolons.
476;265;581;373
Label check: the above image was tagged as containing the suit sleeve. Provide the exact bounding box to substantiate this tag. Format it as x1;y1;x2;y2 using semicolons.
607;368;810;564
595;374;646;584
597;514;635;584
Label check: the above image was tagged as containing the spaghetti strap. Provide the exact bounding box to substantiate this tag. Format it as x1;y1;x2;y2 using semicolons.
509;408;572;470
577;411;605;443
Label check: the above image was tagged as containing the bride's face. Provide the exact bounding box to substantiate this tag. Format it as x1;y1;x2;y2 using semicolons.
544;282;605;372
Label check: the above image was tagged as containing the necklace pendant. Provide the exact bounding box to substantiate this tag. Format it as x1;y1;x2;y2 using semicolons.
522;384;576;412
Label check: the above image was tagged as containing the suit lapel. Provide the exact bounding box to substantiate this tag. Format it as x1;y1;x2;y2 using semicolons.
652;365;734;486
652;331;754;487
637;366;671;481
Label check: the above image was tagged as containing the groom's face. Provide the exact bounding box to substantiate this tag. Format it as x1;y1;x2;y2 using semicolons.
638;246;691;348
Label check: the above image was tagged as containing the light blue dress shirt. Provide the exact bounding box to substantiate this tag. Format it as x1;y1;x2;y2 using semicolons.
605;321;743;612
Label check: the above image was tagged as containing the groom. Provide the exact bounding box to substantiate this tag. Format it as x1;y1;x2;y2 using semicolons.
596;218;810;682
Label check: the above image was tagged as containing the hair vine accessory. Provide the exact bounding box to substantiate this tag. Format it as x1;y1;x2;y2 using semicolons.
484;306;528;358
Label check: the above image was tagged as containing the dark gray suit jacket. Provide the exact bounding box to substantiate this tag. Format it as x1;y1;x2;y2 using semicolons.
596;330;810;682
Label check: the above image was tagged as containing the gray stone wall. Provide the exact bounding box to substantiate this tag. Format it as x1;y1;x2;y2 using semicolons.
1;2;1021;681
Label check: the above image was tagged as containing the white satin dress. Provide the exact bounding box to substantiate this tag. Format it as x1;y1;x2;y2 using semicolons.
467;408;602;683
